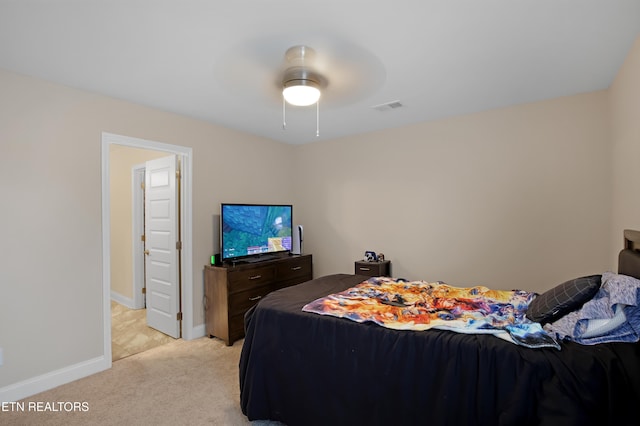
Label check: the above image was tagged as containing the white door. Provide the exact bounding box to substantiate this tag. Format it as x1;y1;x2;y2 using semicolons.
144;155;181;338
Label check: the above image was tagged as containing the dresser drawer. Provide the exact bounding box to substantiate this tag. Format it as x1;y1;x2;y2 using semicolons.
355;260;390;277
227;265;276;293
229;285;272;316
277;255;312;281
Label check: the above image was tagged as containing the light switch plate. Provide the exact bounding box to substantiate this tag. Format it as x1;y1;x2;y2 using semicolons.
0;347;3;366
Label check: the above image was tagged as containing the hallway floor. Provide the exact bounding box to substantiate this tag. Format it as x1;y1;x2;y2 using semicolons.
111;300;175;361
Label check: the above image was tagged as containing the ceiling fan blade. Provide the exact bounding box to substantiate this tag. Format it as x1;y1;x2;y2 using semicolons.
312;40;387;106
213;36;386;108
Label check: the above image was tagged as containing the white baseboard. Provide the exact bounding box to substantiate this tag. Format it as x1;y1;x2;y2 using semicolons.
110;291;135;309
0;355;109;403
1;324;205;402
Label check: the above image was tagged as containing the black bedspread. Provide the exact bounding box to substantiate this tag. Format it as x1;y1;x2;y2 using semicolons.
239;274;640;426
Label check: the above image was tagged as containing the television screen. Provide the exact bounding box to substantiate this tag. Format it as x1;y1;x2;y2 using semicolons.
221;203;293;261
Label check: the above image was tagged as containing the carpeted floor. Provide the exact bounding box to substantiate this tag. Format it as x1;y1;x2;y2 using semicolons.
3;306;286;425
111;301;175;362
2;337;278;425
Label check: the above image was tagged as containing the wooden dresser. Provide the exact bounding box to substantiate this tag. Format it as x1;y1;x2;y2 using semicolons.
204;254;312;346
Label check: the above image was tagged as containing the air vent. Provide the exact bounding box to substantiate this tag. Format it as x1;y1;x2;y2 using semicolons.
371;100;404;112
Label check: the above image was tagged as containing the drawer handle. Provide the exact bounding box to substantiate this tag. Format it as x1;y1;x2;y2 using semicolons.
249;295;262;301
359;267;371;271
249;275;262;280
291;266;302;271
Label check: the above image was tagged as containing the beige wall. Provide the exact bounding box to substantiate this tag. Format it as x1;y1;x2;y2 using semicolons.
0;68;293;390
109;146;167;300
293;91;612;293
610;36;640;266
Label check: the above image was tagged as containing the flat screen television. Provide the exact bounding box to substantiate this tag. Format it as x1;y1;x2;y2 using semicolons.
220;203;293;262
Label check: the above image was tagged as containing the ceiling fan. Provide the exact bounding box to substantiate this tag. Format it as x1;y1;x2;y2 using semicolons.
281;45;325;107
213;37;386;135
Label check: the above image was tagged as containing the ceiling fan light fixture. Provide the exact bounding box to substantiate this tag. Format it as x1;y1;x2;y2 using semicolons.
282;79;321;106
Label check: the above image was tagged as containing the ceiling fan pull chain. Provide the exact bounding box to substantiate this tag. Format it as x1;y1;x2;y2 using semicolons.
282;97;287;130
316;100;320;137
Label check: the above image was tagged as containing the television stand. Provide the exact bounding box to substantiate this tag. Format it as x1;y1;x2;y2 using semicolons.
204;254;313;346
244;254;278;263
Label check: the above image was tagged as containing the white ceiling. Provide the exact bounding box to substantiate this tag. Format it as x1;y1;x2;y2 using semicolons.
1;1;639;145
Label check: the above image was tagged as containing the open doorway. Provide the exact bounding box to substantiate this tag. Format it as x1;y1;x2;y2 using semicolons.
101;132;194;369
110;155;176;361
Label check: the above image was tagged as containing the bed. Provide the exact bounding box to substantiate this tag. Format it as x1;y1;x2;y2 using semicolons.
239;231;640;425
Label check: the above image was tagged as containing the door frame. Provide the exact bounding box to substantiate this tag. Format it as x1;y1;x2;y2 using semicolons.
101;132;194;369
132;164;146;310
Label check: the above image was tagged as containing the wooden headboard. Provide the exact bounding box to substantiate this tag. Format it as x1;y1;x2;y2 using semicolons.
619;229;640;279
624;229;640;251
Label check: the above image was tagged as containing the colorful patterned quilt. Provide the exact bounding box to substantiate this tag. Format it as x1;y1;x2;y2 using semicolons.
302;277;560;349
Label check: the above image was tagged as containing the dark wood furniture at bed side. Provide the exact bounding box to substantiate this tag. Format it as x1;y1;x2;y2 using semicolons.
204;254;312;345
354;259;390;277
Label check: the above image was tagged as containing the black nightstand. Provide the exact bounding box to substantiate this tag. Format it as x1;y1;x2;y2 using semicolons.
354;260;391;277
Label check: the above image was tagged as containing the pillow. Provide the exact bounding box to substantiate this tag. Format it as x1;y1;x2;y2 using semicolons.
526;275;601;324
580;303;627;338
